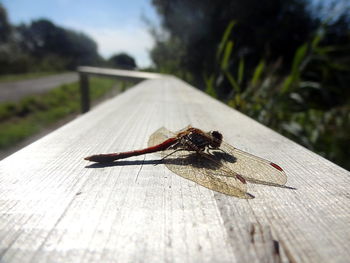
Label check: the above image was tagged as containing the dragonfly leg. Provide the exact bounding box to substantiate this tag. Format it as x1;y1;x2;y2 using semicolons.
153;149;187;166
205;146;217;155
213;148;228;154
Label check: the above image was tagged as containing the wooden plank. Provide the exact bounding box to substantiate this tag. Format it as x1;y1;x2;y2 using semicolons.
77;66;165;112
0;77;349;263
78;66;165;81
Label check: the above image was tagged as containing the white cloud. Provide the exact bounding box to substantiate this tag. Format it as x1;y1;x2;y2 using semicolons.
88;26;154;68
62;21;155;68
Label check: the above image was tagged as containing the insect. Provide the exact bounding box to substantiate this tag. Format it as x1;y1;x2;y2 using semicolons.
85;126;288;198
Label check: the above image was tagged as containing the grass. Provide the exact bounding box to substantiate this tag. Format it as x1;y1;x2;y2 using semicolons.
202;22;350;170
0;71;64;83
0;77;121;149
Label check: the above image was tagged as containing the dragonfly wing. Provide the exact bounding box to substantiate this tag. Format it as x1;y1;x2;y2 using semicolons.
148;127;175;147
148;127;250;198
220;142;287;186
162;150;250;198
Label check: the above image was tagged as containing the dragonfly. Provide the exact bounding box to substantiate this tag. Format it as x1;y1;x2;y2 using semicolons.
84;126;288;198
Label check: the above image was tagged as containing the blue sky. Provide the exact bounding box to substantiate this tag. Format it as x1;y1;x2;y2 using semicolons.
1;0;161;67
1;0;348;67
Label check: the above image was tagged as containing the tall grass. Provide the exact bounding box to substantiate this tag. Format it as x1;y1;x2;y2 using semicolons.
205;22;350;170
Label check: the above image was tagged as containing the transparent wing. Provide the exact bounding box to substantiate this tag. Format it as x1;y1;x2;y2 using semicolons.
148;127;250;198
219;141;287;186
148;127;175;146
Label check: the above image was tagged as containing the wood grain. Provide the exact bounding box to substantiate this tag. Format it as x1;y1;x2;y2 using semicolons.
78;66;165;81
0;77;349;263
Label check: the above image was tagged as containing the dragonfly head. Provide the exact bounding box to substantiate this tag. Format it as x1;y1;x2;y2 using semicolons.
209;131;223;148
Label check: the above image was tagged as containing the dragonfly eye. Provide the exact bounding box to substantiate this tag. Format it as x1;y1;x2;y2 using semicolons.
210;131;223;148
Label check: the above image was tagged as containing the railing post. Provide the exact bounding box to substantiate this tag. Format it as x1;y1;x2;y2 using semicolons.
77;66;164;113
79;72;90;113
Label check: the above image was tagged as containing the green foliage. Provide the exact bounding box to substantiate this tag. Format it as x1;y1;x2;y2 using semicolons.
217;26;350;170
251;60;265;87
150;35;192;81
149;7;350;169
0;72;59;83
108;53;137;69
16;19;101;70
216;21;236;62
151;0;319;87
282;43;308;93
150;1;350;169
0;3;11;42
0;10;103;75
149;0;350;170
0;72;57;83
0;77;117;149
204;74;217;98
237;58;245;85
0;119;39;148
224;71;240;94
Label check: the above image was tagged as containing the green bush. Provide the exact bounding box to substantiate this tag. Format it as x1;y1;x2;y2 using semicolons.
206;23;350;170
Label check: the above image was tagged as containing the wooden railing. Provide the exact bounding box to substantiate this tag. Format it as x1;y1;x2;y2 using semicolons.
1;69;349;262
78;66;165;112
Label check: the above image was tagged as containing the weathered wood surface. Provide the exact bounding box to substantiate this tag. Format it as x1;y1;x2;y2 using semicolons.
78;66;165;81
0;77;349;263
78;66;165;113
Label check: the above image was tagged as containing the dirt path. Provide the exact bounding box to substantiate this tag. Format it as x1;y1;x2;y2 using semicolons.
0;84;124;161
0;72;78;102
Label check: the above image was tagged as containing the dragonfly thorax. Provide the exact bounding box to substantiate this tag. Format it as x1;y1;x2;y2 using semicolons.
183;130;223;151
209;131;223;148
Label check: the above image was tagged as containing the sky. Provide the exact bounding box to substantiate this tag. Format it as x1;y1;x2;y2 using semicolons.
2;0;348;68
1;0;161;67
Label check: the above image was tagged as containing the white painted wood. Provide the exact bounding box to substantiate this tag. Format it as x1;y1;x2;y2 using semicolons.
0;77;349;263
78;66;165;81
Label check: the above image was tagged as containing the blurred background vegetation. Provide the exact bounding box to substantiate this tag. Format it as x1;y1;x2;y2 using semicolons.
0;4;137;73
0;0;349;170
148;0;350;170
0;3;136;156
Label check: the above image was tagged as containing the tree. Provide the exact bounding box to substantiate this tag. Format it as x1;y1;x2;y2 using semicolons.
151;0;318;87
149;0;350;170
0;3;11;42
17;19;101;69
108;53;137;69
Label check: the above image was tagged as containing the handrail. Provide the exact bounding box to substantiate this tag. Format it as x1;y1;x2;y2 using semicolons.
1;75;349;262
77;66;165;113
